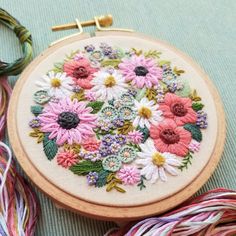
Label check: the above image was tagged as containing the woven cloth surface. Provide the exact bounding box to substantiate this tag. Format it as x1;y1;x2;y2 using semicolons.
0;0;235;235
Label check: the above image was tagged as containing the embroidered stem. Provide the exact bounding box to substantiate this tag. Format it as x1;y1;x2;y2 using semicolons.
178;152;193;171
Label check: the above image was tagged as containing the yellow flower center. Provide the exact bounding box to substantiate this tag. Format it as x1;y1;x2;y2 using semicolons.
51;78;61;88
138;107;152;119
152;153;166;167
104;76;116;87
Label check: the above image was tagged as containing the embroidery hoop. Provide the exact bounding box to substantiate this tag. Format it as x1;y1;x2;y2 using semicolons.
7;16;226;221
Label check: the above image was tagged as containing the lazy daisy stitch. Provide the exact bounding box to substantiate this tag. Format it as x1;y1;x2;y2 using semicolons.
29;43;208;193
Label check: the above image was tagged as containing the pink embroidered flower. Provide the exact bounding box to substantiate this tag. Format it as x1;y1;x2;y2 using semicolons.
119;55;162;88
127;130;143;144
150;119;191;157
117;166;141;185
57;150;78;168
159;93;197;126
82;138;101;151
189;140;200;152
39;98;97;145
63;58;97;89
84;90;97;101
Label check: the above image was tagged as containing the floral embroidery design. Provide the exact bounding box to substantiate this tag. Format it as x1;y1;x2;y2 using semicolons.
29;43;208;193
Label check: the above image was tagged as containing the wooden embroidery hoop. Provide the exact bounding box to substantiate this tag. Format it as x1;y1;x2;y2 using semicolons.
7;17;226;221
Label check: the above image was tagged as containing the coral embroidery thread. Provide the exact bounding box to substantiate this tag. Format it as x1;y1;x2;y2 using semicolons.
29;43;208;193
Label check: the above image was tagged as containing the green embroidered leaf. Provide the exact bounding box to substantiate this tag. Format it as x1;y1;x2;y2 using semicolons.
173;66;185;76
106;174;125;193
137;175;146;190
178;152;193;171
71;90;85;101
115;47;126;59
137;125;150;143
29;128;45;143
131;48;143;56
135;87;146;101
192;102;204;111
43;134;58;160
158;60;171;67
86;101;104;114
117;121;134;135
145;88;157;101
114;185;126;193
101;59;121;68
189;89;202;102
70;160;103;176
95;170;111;188
184;124;202;142
65;50;80;61
53;62;64;73
63;143;81;154
144;50;161;58
31;105;43;116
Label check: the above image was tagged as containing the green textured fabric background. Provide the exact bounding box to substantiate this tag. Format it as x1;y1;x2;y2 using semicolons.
0;0;236;235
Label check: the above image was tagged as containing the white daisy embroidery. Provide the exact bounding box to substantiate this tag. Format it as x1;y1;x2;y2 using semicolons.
91;70;128;101
136;139;181;183
36;71;74;98
133;97;162;128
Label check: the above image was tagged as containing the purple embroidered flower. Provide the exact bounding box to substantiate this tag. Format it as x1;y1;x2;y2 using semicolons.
100;43;112;55
110;142;121;154
86;172;99;185
29;118;41;128
97;119;114;132
102;134;114;146
112;118;125;128
72;85;81;93
84;44;95;52
196;110;208;129
108;50;118;59
167;80;178;92
84;151;102;162
127;89;137;97
50;96;60;103
99;145;112;157
106;67;115;74
115;134;126;145
154;85;165;103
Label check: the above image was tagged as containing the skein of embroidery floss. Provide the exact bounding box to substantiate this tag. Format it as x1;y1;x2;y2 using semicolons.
0;8;39;235
106;188;236;236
